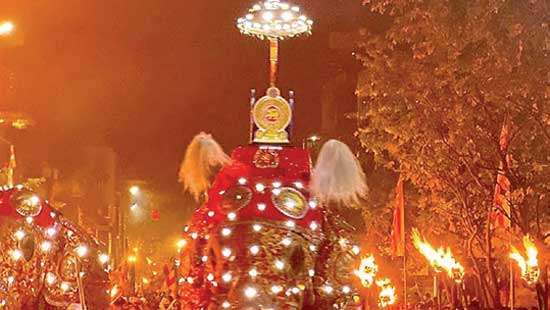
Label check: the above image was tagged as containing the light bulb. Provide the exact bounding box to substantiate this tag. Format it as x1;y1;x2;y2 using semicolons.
46;227;57;237
309;221;318;231
221;228;232;237
14;229;25;240
227;212;237;221
76;245;88;258
271;285;283;294
244;286;258;299
255;183;266;192
250;245;260;255
99;253;110;264
11;249;22;261
40;241;52;252
323;285;334;294
60;282;70;292
222;272;232;282
282;238;292;246
257;203;267;211
262;11;274;21
274;260;285;270
222;248;232;258
252;224;262;232
282;11;294;21
248;268;258;277
46;272;57;285
238;177;247;185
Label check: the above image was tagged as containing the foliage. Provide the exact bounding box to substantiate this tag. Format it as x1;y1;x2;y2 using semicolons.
355;0;549;307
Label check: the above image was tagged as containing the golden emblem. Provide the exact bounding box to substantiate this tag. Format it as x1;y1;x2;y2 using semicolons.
271;187;308;219
10;189;43;217
253;148;280;168
252;95;292;144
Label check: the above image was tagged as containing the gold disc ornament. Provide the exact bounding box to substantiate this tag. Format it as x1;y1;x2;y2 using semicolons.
272;187;308;219
252;90;292;144
10;188;43;217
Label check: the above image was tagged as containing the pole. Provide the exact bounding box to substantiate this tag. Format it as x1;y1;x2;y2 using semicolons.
438;274;442;310
269;38;279;87
76;262;88;310
433;274;437;301
403;253;407;309
509;231;515;310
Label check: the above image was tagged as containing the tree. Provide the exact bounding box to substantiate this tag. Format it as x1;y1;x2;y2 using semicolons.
355;0;549;307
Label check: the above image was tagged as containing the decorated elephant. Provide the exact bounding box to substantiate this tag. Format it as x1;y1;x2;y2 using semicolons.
176;88;368;309
0;186;109;309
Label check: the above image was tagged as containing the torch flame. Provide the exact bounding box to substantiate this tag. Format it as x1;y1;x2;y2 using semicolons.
412;228;465;282
510;235;539;285
110;285;120;299
376;278;397;308
353;254;378;288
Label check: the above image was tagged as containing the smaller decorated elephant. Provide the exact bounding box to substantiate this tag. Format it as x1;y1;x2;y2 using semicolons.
0;187;110;309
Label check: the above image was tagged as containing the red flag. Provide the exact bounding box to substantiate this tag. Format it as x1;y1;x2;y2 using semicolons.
391;175;405;256
492;117;512;228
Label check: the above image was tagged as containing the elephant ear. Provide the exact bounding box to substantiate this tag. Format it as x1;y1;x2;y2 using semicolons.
179;132;231;201
311;139;367;206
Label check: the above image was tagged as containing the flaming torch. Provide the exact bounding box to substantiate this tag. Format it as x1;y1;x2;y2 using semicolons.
411;228;465;283
412;228;465;309
510;235;540;286
353;254;378;288
376;278;397;308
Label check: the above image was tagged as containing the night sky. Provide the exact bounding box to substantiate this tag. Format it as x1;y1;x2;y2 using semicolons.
1;1;364;209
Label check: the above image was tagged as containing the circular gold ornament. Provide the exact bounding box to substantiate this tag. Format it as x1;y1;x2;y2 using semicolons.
271;187;308;219
253;95;291;143
10;189;43;217
20;234;36;262
59;254;78;282
221;186;253;212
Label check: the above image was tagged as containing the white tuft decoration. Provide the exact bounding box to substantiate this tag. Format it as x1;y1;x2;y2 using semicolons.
178;132;231;201
311;139;367;205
